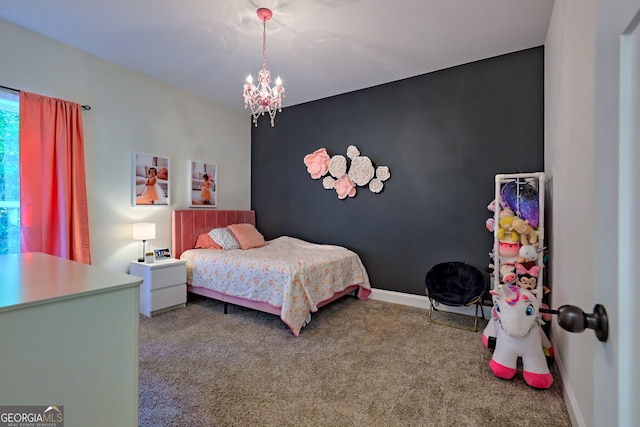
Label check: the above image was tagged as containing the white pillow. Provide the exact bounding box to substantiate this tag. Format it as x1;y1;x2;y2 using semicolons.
208;227;240;250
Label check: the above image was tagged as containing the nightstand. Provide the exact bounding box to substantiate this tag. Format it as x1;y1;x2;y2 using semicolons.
130;258;187;316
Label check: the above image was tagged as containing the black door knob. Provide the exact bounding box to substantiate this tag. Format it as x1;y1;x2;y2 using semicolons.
556;304;608;342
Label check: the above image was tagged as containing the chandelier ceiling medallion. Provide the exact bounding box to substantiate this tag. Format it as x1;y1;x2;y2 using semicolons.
242;7;285;127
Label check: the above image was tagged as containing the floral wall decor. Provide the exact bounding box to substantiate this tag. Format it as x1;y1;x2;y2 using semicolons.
303;145;391;199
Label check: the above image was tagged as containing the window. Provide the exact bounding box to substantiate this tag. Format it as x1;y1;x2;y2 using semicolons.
0;89;19;254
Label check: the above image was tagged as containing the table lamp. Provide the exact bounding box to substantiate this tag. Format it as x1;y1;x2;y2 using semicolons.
132;222;156;262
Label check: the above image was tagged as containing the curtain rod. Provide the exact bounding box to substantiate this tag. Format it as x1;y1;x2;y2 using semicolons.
0;84;91;111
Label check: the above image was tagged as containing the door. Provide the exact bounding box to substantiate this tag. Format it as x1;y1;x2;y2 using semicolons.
618;8;640;425
591;2;640;426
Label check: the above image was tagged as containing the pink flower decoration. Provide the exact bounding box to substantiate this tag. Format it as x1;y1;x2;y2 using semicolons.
303;148;330;179
334;174;356;199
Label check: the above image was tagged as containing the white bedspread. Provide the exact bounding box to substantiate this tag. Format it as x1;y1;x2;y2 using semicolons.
180;236;371;336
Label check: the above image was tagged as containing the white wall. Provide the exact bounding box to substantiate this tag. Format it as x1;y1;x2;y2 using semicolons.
546;1;640;426
545;3;596;426
0;20;251;272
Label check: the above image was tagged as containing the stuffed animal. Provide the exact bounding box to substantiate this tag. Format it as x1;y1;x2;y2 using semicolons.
516;273;538;290
487;197;508;213
515;262;541;290
486;198;507;232
496;209;519;243
482;285;553;389
514;264;552;296
517;245;539;270
486;217;495;232
482;306;554;358
511;217;538;246
500;180;540;228
499;264;517;285
498;240;520;264
540;302;553;323
483;313;553;352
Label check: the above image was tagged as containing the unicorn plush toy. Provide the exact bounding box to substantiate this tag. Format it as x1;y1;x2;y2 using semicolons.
482;285;553;389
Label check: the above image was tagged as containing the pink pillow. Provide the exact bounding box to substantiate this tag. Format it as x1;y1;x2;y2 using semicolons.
227;223;266;250
157;167;169;180
194;233;222;250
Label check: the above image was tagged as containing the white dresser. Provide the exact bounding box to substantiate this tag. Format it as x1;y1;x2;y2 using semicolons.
130;258;186;316
0;252;142;427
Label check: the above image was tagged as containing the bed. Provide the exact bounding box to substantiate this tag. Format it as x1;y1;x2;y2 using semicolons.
172;210;371;336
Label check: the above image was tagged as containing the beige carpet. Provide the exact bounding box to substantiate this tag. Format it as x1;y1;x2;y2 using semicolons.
139;295;571;426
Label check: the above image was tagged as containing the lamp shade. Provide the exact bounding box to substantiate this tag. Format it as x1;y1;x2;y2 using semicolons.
132;222;156;241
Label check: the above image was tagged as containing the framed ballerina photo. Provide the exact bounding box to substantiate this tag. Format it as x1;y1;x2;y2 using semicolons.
189;160;217;207
132;152;170;206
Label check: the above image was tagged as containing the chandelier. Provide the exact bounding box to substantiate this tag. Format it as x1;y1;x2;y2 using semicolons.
243;8;285;127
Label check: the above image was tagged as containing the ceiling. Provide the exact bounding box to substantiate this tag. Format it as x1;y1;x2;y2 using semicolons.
0;0;554;113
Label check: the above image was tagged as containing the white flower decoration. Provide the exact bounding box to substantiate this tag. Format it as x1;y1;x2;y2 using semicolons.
322;176;336;189
346;145;360;159
348;156;375;186
376;166;391;182
328;155;347;178
369;178;384;193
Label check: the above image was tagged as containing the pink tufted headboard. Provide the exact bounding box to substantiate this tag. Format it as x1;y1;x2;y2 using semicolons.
172;210;256;258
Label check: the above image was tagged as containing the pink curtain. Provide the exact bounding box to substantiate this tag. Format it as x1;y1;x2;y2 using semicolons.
19;91;92;264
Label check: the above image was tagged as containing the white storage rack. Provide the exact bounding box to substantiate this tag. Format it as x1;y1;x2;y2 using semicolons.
492;172;545;296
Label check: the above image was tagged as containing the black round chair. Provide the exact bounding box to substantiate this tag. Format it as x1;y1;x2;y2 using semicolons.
425;262;488;331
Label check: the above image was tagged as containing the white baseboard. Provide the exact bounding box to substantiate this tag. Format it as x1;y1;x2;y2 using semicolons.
368;288;430;309
549;337;585;427
368;288;491;317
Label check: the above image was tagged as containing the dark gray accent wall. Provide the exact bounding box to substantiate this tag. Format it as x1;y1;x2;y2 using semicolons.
251;47;543;296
